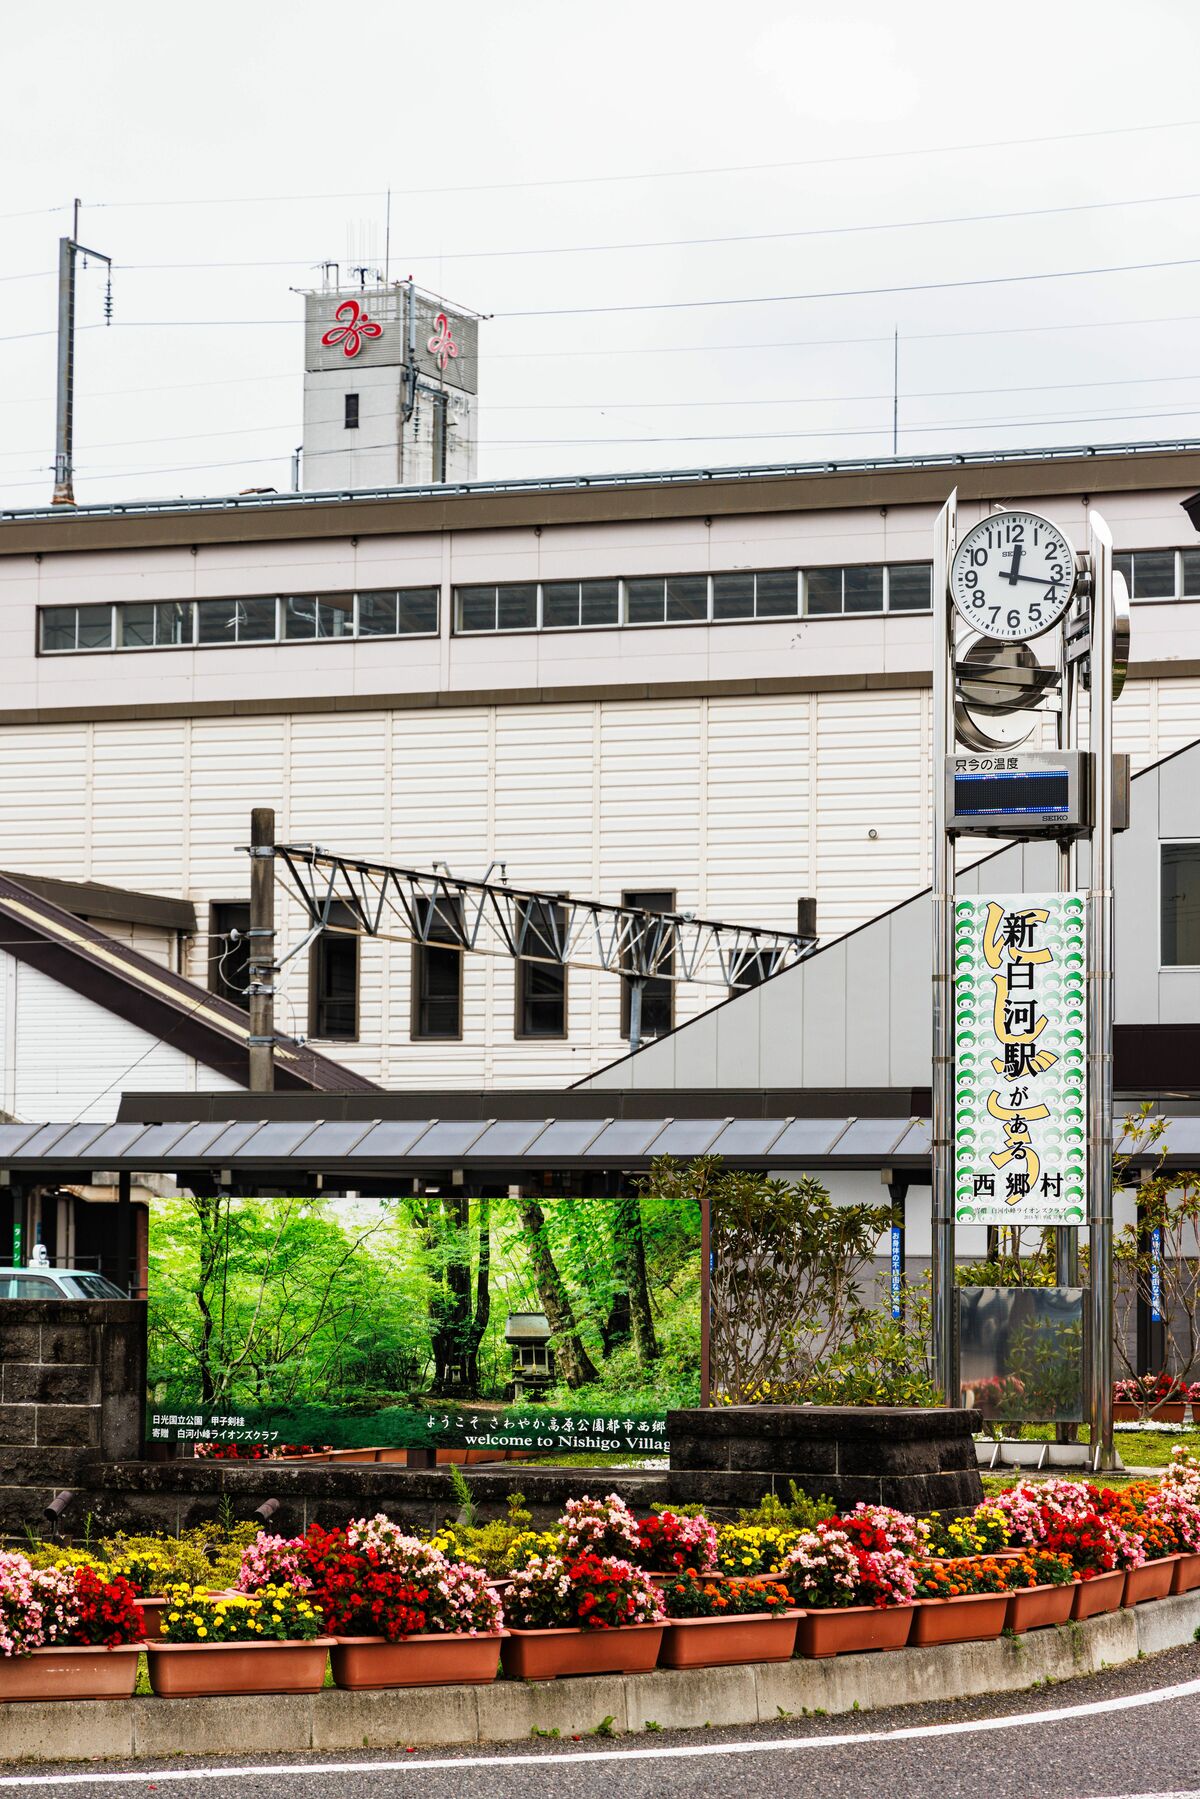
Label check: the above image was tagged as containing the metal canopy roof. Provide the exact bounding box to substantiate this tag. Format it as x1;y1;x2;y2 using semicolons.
0;1114;1187;1182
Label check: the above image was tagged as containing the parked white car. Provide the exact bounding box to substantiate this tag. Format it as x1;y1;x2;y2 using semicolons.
0;1268;127;1299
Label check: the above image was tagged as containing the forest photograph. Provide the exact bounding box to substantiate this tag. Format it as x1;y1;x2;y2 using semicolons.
146;1190;701;1450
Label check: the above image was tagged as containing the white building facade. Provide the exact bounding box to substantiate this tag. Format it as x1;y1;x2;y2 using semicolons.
1;443;1197;1091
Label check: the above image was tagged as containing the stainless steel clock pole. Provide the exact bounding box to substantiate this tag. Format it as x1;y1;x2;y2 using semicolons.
931;491;958;1403
1087;509;1116;1470
1055;600;1080;1296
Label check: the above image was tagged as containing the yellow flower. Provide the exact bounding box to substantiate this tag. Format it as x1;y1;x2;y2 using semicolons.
197;1626;207;1638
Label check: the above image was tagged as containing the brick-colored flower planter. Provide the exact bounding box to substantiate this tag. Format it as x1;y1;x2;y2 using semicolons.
500;1623;664;1681
909;1593;1009;1646
1003;1583;1076;1634
793;1605;913;1659
1071;1570;1126;1619
1171;1551;1200;1594
330;1632;505;1688
658;1611;800;1669
1123;1558;1180;1607
145;1638;334;1698
0;1644;141;1702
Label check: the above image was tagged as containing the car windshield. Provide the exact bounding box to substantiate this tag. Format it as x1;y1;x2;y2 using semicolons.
66;1274;126;1299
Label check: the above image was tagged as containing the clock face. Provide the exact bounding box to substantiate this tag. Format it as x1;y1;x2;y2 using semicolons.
949;511;1077;641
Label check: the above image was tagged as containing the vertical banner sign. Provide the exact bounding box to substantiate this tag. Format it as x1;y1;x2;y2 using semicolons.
890;1227;903;1320
1150;1225;1163;1323
953;893;1087;1230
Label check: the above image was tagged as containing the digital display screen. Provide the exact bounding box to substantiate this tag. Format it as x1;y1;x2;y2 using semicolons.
954;770;1070;817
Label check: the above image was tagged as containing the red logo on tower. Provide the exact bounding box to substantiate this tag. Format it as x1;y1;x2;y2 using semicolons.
321;299;383;359
427;311;459;372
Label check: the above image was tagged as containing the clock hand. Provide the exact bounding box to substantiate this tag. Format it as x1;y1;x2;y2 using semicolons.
1007;544;1023;585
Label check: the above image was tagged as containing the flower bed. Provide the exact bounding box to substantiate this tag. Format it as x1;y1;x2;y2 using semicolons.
500;1552;664;1679
0;1556;144;1702
146;1584;330;1698
778;1516;916;1658
636;1510;719;1575
658;1571;797;1667
715;1523;799;1578
17;1465;1200;1699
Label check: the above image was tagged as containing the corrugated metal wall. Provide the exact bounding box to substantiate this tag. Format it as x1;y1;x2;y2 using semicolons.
0;674;1191;1089
0;955;240;1120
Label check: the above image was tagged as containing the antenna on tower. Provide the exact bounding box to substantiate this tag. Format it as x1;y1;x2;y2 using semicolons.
53;198;112;507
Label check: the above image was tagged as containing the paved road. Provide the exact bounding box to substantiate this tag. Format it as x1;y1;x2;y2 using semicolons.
4;1642;1200;1798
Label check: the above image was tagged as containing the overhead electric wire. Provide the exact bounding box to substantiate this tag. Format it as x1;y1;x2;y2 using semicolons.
2;112;1195;231
3;181;1198;291
55;114;1200;209
4;404;1200;493
476;400;1200;448
3;307;1195;407
78;186;1200;270
2;250;1191;349
6;366;1200;462
496;254;1200;319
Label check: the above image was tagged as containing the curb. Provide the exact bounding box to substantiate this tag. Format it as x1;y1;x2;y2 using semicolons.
0;1592;1198;1764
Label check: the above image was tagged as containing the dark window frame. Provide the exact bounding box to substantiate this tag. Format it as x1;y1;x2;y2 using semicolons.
619;888;676;1041
308;901;361;1042
1161;841;1200;969
1115;549;1179;601
410;896;465;1041
514;896;569;1040
208;901;252;1012
38;588;438;655
344;393;360;430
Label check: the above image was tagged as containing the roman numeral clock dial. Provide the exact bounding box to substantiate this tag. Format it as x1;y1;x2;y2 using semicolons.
949;511;1078;642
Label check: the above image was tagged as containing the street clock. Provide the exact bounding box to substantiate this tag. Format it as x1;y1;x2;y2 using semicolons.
949;510;1077;642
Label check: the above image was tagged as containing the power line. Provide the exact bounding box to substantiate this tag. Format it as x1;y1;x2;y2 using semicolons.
476;369;1200;413
496;254;1200;319
477;400;1200;449
8;366;1200;462
70;115;1200;209
4;405;1200;494
5;250;1200;357
1;307;1192;407
60;185;1200;271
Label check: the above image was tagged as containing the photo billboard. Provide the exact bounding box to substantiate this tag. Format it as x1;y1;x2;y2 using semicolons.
146;1192;701;1457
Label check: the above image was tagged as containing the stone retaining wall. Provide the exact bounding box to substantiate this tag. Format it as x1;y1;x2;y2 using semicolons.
0;1301;144;1526
667;1404;985;1512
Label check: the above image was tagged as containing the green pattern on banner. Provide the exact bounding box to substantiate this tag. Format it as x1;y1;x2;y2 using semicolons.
147;1405;668;1456
953;892;1087;1230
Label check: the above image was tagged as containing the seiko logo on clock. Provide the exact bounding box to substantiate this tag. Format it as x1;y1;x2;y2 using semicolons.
949;510;1077;642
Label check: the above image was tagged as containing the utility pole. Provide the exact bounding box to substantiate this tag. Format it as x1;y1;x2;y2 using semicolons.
247;808;276;1093
52;202;111;506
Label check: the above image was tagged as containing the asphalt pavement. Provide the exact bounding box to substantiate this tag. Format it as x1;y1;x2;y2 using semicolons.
4;1640;1200;1799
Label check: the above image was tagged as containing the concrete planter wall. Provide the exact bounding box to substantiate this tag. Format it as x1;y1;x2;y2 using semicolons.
667;1406;984;1513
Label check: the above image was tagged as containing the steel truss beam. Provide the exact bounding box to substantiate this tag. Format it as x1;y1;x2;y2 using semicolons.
269;845;817;991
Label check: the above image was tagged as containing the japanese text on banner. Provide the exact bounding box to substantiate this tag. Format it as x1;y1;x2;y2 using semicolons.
953;893;1086;1230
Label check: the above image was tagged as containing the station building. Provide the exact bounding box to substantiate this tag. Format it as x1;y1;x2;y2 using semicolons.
0;439;1197;1115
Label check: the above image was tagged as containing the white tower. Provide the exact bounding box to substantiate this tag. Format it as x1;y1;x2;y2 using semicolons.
300;276;478;491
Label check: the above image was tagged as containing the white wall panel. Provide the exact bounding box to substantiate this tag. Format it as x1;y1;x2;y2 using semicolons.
0;954;239;1121
0;664;1192;1091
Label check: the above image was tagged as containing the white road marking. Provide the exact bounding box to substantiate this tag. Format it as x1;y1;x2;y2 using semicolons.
2;1672;1200;1787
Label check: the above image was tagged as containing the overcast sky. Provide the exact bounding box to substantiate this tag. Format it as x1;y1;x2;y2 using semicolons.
3;0;1200;508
